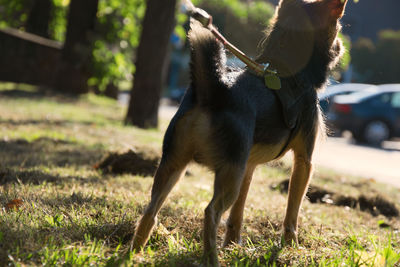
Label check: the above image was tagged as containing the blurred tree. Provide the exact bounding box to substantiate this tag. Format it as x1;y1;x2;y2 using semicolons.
56;0;99;94
0;0;67;41
125;0;177;128
0;0;31;29
0;0;145;96
26;0;53;38
351;37;374;82
373;30;400;83
352;30;400;84
89;0;145;96
49;0;68;42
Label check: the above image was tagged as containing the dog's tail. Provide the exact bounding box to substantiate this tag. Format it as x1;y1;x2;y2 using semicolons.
188;20;226;105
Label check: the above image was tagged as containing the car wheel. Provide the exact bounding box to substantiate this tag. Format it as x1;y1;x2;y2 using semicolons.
362;120;390;146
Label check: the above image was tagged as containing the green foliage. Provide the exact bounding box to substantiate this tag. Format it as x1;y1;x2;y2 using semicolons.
247;1;275;26
89;0;146;92
351;37;374;79
338;33;351;71
0;0;67;41
194;0;274;25
352;30;400;84
44;214;64;227
0;0;31;29
0;0;145;92
49;0;68;42
175;12;188;40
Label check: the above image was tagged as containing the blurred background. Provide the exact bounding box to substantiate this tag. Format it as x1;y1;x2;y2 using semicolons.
0;0;399;100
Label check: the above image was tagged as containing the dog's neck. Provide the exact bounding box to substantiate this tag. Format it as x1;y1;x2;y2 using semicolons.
256;24;343;92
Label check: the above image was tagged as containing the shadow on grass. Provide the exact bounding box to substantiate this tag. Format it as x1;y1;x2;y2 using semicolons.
0;87;79;102
0;169;104;185
0;118;99;127
0;137;104;169
152;252;202;267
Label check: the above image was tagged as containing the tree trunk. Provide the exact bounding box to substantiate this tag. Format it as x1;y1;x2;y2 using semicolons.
26;0;53;38
55;0;98;94
104;83;119;99
125;0;177;128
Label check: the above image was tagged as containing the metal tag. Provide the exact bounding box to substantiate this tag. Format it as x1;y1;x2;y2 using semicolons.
265;74;281;90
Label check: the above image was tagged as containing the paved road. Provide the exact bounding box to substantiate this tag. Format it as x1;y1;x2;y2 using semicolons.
157;104;400;188
314;137;400;188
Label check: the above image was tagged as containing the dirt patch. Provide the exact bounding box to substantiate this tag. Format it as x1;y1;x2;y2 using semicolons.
271;179;399;218
95;149;160;176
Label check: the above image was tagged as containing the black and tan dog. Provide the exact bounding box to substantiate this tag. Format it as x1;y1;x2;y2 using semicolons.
132;0;347;265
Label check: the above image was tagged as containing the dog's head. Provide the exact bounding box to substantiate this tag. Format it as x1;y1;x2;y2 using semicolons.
259;0;347;77
275;0;347;45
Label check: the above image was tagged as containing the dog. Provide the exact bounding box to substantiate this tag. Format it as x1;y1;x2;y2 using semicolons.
132;0;347;265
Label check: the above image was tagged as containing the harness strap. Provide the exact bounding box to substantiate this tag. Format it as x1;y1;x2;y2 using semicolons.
272;89;310;159
273;119;298;160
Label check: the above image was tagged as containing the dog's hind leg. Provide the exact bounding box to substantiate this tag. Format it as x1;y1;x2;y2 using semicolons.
132;155;190;250
131;109;194;251
203;163;246;266
223;165;256;247
132;154;190;251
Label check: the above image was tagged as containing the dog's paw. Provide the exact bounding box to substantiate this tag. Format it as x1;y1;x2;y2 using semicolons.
282;228;298;247
202;251;220;267
223;230;241;247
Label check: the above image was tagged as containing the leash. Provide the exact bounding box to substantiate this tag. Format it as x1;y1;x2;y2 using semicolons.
183;1;281;90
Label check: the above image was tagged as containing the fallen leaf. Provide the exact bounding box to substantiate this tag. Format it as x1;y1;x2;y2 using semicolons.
5;199;23;211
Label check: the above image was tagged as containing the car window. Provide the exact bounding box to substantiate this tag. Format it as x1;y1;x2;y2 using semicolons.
391;92;400;108
349;89;379;101
368;93;391;106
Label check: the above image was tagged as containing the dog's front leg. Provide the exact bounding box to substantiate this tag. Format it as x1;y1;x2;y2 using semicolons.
282;153;312;245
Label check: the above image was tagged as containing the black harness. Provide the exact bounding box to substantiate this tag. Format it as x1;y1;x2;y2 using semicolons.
272;88;308;159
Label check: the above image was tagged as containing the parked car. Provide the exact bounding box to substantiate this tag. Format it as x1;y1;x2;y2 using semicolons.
318;83;377;114
327;84;400;146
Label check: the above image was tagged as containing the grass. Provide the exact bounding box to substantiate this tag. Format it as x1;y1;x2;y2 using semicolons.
0;84;399;266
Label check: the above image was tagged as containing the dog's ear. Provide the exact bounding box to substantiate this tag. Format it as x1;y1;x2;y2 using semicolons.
328;0;348;19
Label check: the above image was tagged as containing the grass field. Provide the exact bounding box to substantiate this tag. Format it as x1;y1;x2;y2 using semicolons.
0;84;399;266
